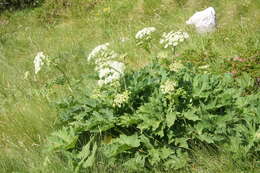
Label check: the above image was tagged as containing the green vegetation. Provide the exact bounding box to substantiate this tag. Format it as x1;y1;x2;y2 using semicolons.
0;0;259;172
0;0;42;11
50;59;260;172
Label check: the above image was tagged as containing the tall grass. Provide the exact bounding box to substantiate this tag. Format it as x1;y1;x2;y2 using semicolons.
0;0;259;172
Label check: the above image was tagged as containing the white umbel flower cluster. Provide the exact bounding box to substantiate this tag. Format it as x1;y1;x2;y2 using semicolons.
113;90;131;107
135;27;156;40
160;31;189;49
169;62;184;72
87;43;118;65
34;52;47;74
87;43;110;61
87;43;125;86
160;80;177;94
97;61;125;86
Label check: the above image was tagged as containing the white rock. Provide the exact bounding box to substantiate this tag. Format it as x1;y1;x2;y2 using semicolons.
186;7;216;33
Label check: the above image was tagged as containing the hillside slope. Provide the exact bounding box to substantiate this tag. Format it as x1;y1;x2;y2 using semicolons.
0;0;259;172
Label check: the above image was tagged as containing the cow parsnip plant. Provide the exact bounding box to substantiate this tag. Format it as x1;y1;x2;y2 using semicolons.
46;29;260;172
48;59;259;172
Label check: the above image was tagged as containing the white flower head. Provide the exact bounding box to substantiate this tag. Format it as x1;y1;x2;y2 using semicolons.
135;27;156;40
160;31;189;50
34;52;47;74
94;50;118;66
98;61;125;86
169;62;184;72
113;90;131;107
88;43;119;69
160;80;177;94
87;43;110;61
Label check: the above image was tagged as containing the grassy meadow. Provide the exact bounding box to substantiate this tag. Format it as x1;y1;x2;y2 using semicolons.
0;0;259;172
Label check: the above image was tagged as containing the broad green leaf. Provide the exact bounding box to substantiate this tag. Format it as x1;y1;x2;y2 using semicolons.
117;134;140;148
84;98;98;107
77;140;92;160
123;153;146;170
166;112;176;128
48;127;78;151
236;72;254;89
103;143;128;157
160;147;174;160
148;148;161;164
157;128;165;138
83;142;97;168
118;115;140;127
163;153;188;170
137;117;161;131
198;133;214;143
104;134;141;157
75;138;97;171
194;121;212;135
140;135;153;149
175;138;188;149
183;109;200;121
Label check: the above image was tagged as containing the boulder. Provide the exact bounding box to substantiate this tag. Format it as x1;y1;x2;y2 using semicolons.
186;7;216;33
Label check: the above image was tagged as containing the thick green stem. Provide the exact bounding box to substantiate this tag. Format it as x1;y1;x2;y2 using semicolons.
52;63;73;92
172;47;176;56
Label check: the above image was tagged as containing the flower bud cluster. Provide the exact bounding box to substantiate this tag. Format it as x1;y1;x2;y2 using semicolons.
160;80;177;94
169;62;184;72
113;90;131;107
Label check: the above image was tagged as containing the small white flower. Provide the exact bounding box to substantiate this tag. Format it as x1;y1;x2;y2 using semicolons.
135;27;156;40
160;80;177;94
34;52;46;74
